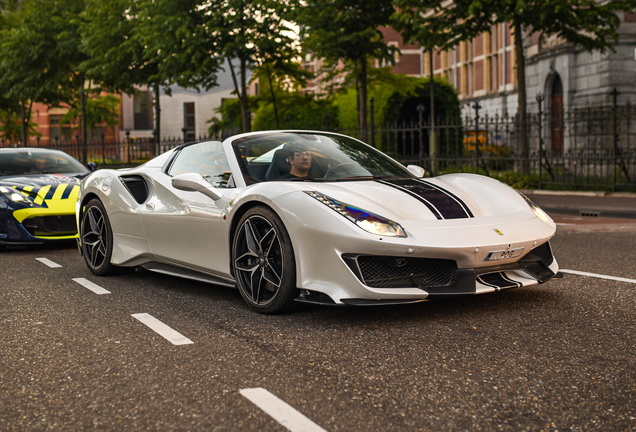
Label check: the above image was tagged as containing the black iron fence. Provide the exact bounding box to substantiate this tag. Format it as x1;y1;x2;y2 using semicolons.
3;99;636;192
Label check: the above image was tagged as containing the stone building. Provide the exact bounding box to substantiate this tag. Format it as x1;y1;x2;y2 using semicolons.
371;12;636;153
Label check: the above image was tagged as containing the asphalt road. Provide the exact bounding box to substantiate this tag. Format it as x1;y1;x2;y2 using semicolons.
1;217;635;431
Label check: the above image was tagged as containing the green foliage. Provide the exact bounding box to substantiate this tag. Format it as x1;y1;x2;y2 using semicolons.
0;0;70;144
0;110;21;142
333;74;461;127
62;94;121;132
81;0;147;95
392;0;636;53
296;0;398;135
207;97;260;136
0;109;41;142
252;93;339;131
146;0;301;133
296;0;397;68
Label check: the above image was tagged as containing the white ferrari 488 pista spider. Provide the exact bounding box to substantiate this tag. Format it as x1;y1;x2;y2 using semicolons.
76;131;560;313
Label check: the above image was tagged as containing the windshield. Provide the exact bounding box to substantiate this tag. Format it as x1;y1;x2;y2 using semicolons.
232;132;414;184
0;149;89;176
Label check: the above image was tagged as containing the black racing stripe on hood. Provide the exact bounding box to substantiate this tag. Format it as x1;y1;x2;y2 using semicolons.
414;179;474;218
379;179;472;219
378;179;443;219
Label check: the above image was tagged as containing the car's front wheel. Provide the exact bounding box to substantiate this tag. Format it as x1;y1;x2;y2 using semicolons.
81;199;117;276
232;206;298;314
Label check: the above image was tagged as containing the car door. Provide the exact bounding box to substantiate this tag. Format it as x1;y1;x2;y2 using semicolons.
138;142;234;276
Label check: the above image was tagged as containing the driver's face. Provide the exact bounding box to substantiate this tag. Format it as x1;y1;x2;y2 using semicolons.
290;151;311;170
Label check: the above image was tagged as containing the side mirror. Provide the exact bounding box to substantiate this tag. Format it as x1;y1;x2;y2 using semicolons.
171;172;222;201
87;162;98;172
406;165;426;178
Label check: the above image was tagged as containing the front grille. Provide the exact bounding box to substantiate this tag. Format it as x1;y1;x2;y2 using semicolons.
22;215;77;237
355;255;458;288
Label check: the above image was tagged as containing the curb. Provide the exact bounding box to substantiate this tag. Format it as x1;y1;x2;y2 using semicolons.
519;189;636;199
540;206;636;220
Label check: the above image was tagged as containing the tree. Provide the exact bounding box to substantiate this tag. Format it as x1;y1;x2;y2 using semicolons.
82;0;167;153
251;61;312;129
0;0;67;146
393;0;636;173
61;94;121;137
54;0;96;162
134;0;225;144
296;0;397;142
137;0;297;135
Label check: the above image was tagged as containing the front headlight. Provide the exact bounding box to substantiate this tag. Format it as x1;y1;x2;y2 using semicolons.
0;186;33;205
305;191;407;237
518;192;551;224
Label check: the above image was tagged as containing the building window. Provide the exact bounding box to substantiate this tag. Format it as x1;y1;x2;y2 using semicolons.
49;114;72;143
134;90;152;130
50;115;60;143
389;41;399;64
183;102;196;141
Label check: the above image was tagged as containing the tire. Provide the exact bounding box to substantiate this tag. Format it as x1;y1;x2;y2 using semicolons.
232;206;298;314
80;199;117;276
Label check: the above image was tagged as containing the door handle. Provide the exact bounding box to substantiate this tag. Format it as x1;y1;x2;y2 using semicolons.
146;203;155;210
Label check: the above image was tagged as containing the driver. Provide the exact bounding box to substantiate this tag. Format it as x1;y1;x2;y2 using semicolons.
280;143;313;179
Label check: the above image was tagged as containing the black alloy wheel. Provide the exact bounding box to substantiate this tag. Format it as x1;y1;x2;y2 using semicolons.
81;199;116;275
233;206;298;314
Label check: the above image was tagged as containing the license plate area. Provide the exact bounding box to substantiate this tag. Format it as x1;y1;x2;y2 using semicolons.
485;247;524;261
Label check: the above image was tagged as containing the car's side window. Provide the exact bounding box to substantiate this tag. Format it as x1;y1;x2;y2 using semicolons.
168;142;233;188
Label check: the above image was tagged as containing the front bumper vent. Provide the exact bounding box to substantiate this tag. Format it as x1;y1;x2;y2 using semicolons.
343;254;458;288
516;241;555;282
22;215;77;237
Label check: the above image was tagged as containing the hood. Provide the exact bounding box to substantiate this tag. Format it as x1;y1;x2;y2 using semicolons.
304;174;531;224
0;173;86;188
0;173;84;213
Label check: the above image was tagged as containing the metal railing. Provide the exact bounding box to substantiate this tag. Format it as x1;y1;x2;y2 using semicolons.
3;98;635;192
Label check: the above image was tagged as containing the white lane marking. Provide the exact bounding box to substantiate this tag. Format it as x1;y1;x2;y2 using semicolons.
240;387;327;432
72;277;111;295
561;269;636;284
131;313;193;345
36;257;61;268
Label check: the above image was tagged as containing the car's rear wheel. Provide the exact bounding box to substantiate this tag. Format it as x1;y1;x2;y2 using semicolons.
233;206;298;314
81;199;117;275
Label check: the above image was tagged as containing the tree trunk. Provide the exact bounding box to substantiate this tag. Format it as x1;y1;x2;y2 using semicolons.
227;56;250;133
19;97;27;146
153;82;161;157
266;63;280;129
514;20;530;175
240;57;250;132
358;55;368;142
80;81;88;164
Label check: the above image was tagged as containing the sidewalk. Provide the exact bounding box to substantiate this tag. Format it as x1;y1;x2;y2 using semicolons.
521;190;636;219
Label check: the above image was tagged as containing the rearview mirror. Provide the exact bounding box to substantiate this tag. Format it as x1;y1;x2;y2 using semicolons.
406;165;426;178
171;172;222;201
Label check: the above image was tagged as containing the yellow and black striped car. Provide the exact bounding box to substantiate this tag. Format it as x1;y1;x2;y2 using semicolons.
0;147;94;247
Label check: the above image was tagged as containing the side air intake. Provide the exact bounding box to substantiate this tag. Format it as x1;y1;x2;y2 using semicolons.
120;175;149;204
